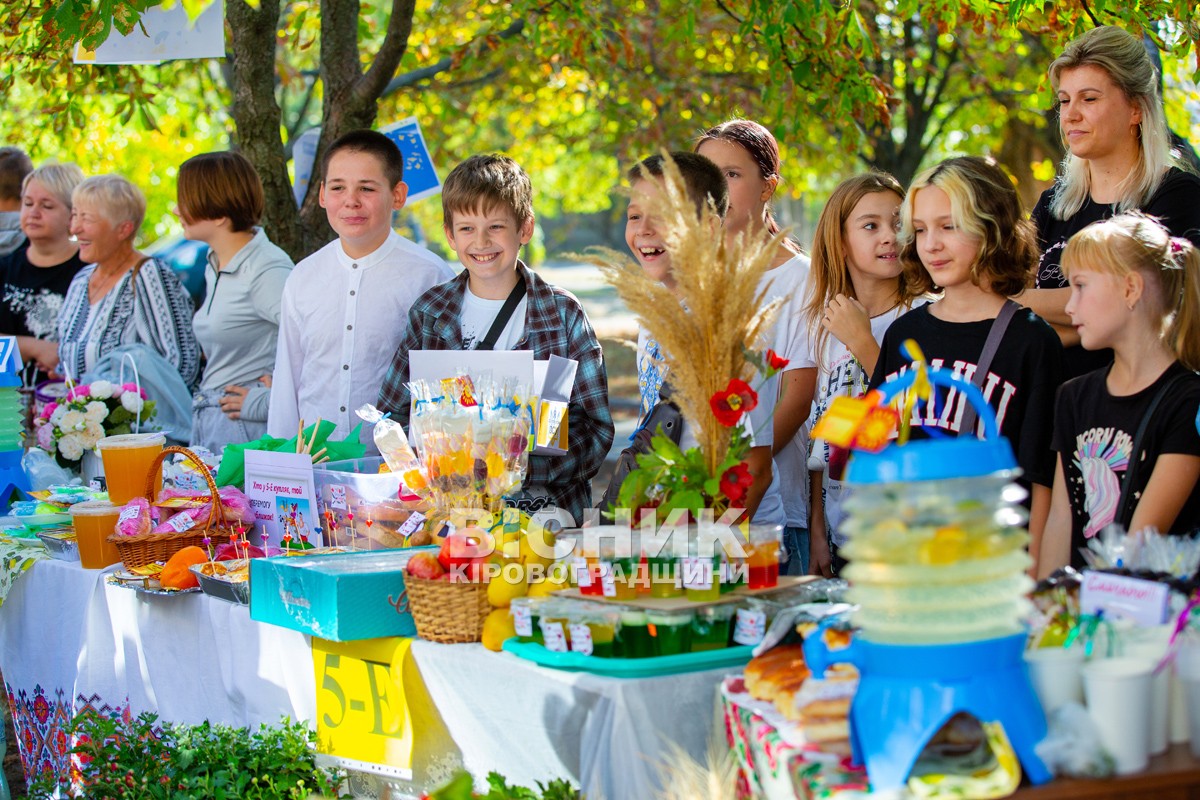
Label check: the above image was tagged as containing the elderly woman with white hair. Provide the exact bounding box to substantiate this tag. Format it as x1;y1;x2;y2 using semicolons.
57;175;200;391
0;163;86;380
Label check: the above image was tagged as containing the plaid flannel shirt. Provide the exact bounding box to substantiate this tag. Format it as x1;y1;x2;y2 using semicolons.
378;262;615;524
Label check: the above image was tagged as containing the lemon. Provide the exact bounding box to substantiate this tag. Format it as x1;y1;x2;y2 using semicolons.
487;565;528;608
527;572;568;598
481;608;517;652
519;527;557;568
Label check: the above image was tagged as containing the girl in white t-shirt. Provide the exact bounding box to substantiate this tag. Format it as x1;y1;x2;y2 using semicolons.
805;173;921;576
696;119;815;569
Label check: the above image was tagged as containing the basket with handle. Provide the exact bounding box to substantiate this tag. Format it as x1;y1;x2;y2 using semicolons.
402;575;491;643
107;446;233;570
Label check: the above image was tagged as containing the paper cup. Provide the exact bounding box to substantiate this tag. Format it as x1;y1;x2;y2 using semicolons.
1083;657;1153;775
1125;640;1169;755
1023;647;1085;714
1174;644;1200;757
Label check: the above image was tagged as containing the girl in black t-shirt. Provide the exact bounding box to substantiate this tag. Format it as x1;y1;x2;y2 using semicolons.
1039;214;1200;576
870;156;1063;556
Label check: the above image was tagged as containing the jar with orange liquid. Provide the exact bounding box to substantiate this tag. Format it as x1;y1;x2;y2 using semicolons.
70;500;123;569
97;432;166;505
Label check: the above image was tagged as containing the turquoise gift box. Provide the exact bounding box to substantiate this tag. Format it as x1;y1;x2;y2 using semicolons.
250;548;436;641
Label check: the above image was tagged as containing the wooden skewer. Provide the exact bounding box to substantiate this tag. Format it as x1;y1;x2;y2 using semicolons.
313;456;330;465
296;419;305;454
310;447;327;463
305;417;323;454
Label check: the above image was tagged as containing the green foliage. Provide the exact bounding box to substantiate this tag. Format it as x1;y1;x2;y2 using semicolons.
29;711;341;799
428;770;581;800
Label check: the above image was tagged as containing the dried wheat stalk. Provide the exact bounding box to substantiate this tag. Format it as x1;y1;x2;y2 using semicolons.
583;152;783;476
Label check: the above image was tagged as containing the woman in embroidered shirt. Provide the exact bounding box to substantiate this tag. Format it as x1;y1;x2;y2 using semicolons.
57;175;200;390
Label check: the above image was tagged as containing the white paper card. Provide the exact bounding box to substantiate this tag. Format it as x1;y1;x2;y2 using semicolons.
540;620;568;652
74;1;225;64
245;450;321;549
512;605;532;637
568;623;594;655
1080;570;1170;626
681;557;713;590
733;608;767;646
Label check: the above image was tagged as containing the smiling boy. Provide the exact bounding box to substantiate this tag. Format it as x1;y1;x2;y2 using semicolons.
377;154;614;525
268;130;453;447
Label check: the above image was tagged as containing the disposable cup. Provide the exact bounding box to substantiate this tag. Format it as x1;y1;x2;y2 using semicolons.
1083;657;1153;775
1023;646;1084;714
1125;639;1170;754
1174;644;1200;757
97;432;165;505
69;500;122;569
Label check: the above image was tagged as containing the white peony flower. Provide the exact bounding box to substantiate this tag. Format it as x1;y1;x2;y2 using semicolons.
80;421;105;448
50;406;67;426
59;410;86;431
120;392;144;414
89;380;114;399
84;401;108;422
58;434;84;461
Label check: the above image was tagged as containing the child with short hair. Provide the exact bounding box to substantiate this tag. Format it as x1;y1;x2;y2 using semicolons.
0;147;34;256
869;156;1064;548
616;151;783;524
377;154;614;526
268;130;453;447
1039;213;1200;576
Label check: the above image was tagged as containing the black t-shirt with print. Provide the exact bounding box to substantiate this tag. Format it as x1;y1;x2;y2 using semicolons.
869;304;1064;488
1053;361;1200;568
0;242;85;340
1032;167;1200;379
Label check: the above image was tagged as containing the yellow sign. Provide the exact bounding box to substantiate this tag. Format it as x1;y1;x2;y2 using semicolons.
312;636;414;779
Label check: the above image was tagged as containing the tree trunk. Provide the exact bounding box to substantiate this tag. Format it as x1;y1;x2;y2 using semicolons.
227;0;307;260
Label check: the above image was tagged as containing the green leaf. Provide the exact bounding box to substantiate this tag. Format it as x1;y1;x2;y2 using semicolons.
661;488;705;517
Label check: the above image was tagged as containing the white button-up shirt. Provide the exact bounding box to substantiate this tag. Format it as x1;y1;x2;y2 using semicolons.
268;230;453;449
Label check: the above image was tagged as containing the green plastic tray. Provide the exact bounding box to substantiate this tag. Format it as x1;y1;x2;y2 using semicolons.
501;639;754;678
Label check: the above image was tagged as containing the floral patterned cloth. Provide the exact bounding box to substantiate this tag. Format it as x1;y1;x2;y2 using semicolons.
721;676;870;799
0;535;48;608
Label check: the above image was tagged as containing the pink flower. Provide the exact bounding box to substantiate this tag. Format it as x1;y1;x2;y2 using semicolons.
36;423;54;451
67;385;90;401
39;402;57;420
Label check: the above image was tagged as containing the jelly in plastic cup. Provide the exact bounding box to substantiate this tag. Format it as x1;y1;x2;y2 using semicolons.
691;604;735;652
746;524;781;590
683;542;722;602
598;541;639;601
510;597;541;644
647;554;681;598
616;609;653;658
97;432;166;505
584;612;620;658
649;609;693;656
70;500;123;569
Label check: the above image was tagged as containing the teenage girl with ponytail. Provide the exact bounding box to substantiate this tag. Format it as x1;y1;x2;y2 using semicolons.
1038;212;1200;576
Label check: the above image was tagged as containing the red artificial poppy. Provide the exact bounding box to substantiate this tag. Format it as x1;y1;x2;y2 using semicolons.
766;349;789;373
710;379;758;426
719;462;754;506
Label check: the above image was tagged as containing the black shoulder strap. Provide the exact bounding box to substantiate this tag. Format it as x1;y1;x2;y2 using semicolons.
958;300;1020;437
476;274;527;351
1115;370;1194;529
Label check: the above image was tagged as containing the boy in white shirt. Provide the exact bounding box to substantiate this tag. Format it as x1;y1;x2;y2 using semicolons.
268;130;453;447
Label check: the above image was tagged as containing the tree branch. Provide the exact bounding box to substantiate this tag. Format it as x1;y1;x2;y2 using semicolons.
357;0;416;105
382;17;526;97
712;0;743;26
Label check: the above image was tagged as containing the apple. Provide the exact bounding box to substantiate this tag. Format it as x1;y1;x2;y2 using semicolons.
438;528;496;571
406;552;446;580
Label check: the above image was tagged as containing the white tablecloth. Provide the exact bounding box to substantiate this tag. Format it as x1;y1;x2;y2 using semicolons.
0;559;732;798
411;642;730;799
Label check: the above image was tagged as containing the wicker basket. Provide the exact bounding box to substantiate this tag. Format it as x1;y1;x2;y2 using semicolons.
107;446;235;570
404;575;491;643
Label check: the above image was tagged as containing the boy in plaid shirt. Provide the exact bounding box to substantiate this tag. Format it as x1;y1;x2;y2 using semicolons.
378;154;614;525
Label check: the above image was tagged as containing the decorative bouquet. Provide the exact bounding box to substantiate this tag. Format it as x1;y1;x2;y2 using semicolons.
34;380;157;466
586;153;786;521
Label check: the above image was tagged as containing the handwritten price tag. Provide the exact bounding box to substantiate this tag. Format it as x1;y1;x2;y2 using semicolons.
568;623;594;655
1080;570;1169;626
681;557;713;590
540;620;569;652
733;608;767;646
512;604;532;637
569;556;591;588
